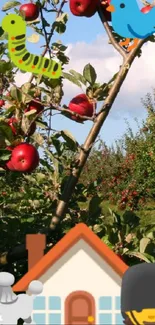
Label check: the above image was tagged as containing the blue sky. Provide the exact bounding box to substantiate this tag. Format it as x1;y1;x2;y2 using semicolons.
0;0;149;148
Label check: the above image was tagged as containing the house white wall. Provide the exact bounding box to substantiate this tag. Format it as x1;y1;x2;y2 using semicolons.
27;239;123;324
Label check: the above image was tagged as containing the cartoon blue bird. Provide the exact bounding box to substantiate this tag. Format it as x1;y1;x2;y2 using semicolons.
104;0;155;51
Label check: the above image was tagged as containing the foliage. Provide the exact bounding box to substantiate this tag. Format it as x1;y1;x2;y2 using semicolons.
0;0;155;283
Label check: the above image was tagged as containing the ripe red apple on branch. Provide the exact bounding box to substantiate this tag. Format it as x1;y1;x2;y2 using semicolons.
6;143;39;172
69;0;100;17
68;93;94;122
25;100;44;114
19;3;40;21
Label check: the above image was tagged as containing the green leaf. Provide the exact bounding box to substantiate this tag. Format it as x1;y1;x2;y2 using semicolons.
56;13;68;24
93;224;103;234
10;86;22;102
2;1;21;11
0;121;14;142
89;195;102;215
94;83;109;101
69;70;87;86
3;106;16;117
62;72;82;88
52;42;68;52
21;82;32;104
26;217;35;223
36;120;48;129
140;237;150;253
0;60;12;73
101;235;114;249
83;64;97;86
126;251;151;263
0;149;11;161
108;72;118;85
61;130;78;151
24;109;37;116
53;21;66;34
42;17;50;27
0;27;8;41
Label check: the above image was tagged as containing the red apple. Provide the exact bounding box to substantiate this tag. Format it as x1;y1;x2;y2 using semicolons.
69;0;100;17
0;99;5;108
25;100;43;114
68;93;94;122
141;5;152;13
7;143;39;172
19;3;39;21
8;117;18;135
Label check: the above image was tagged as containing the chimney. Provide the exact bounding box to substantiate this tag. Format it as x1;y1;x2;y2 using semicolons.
26;234;46;270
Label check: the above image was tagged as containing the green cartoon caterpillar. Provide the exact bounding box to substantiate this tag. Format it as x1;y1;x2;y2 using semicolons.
1;14;62;79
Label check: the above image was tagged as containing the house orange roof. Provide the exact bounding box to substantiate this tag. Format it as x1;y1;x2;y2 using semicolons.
13;223;128;291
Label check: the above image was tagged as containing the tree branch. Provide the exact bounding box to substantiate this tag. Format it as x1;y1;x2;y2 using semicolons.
97;3;127;59
50;38;146;229
28;0;67;84
0;9;147;265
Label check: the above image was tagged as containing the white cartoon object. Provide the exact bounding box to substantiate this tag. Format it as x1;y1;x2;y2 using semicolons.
0;272;43;325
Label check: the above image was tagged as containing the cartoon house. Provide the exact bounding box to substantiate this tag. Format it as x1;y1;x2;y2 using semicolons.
13;223;128;325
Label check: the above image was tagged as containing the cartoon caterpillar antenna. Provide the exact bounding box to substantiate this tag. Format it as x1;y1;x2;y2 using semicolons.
1;14;62;79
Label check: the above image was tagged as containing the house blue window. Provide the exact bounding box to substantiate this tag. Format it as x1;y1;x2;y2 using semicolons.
99;313;112;325
49;313;61;325
49;296;61;310
99;296;112;310
115;296;121;310
115;313;124;325
33;313;46;324
33;296;46;310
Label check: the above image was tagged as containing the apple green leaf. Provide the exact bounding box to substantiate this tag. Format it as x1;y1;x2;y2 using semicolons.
10;86;22;102
52;42;68;52
140;237;150;253
0;61;12;73
93;224;103;234
21;82;32;104
0;149;11;161
56;13;68;24
62;72;82;88
0;121;14;142
53;21;66;34
89;195;102;216
61;130;79;151
126;251;152;262
2;1;21;11
0;27;8;41
36;120;48;129
69;70;87;86
83;64;97;86
101;235;114;249
3;106;16;117
24;109;37;117
53;13;68;34
108;72;118;85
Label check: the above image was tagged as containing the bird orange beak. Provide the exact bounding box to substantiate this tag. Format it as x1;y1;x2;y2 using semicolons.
106;4;115;11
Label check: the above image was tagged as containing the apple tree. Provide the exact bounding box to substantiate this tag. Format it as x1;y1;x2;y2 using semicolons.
0;0;155;277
